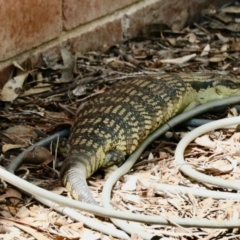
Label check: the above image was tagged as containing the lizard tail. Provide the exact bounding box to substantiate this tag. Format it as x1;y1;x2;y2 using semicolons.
60;155;98;205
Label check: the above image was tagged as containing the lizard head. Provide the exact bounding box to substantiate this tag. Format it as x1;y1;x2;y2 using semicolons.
213;75;240;97
186;73;240;104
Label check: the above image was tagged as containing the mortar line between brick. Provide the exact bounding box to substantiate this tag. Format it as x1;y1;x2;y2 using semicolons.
0;0;161;68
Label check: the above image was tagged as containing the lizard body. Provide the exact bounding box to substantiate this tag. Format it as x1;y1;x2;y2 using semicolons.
60;73;240;204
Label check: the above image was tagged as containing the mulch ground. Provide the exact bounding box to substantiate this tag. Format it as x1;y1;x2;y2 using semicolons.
1;1;240;239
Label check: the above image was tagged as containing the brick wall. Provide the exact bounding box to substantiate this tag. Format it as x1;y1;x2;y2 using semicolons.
0;0;229;85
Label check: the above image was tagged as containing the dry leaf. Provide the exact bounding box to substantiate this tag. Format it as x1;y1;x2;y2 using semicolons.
121;193;140;204
160;54;196;64
2;143;27;152
216;33;229;43
229;132;240;142
21;86;52;96
105;57;136;69
59;47;75;83
122;175;139;191
197;160;233;176
209;55;226;62
51;187;67;195
6;188;22;205
59;223;83;238
12;61;25;71
131;232;144;240
22;146;54;165
3;125;38;152
1;219;50;240
16;206;30;219
134;172;152;180
167;38;176;46
5;125;37;140
221;5;240;13
201;44;210;56
148;152;154;160
1;73;28;101
72;85;87;96
221;44;229;52
195;135;216;149
188;33;197;43
79;228;101;240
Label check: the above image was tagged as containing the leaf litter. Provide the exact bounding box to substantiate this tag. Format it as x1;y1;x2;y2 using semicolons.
2;1;240;239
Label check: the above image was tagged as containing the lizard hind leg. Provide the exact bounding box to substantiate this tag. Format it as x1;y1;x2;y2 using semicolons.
103;150;126;179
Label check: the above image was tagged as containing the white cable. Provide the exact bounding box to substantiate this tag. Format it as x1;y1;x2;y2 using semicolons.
154;183;240;200
2;96;240;239
175;116;240;190
36;196;130;239
101;115;240;236
3;166;240;227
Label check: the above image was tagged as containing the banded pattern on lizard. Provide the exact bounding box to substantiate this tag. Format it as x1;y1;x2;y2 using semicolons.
60;73;240;204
